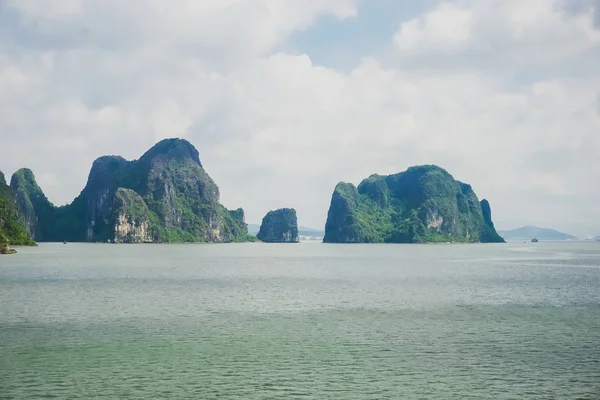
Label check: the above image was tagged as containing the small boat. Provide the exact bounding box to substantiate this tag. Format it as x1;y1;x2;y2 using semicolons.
63;240;67;244
531;238;538;243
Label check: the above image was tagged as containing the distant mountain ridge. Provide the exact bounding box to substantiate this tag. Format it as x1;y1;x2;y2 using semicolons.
498;226;577;240
298;226;325;237
247;224;260;235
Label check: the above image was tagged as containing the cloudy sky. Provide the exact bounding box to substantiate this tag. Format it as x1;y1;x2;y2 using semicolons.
1;0;599;236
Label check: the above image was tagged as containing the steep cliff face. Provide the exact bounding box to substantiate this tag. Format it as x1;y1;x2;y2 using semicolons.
0;171;35;246
10;168;57;241
11;138;249;243
257;208;299;243
322;183;362;243
479;199;505;243
81;156;130;241
112;188;152;243
324;165;505;243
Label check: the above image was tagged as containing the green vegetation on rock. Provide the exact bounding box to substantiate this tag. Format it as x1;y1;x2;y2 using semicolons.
324;165;505;244
257;208;299;243
10;168;57;241
10;139;249;243
480;199;504;243
0;171;35;246
111;188;153;243
0;232;17;254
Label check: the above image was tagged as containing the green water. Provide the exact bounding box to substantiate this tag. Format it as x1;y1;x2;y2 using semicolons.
1;242;599;399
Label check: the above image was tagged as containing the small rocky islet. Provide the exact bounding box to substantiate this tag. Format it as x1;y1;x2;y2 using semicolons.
257;208;299;243
0;139;504;246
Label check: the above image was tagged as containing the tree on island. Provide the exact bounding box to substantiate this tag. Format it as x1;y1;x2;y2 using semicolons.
0;232;15;254
0;233;8;250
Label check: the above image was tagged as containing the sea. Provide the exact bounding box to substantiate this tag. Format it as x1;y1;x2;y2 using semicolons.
1;241;599;399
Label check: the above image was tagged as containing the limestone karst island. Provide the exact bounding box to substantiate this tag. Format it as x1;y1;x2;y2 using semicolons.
0;138;504;248
0;171;36;253
257;208;299;243
324;165;505;244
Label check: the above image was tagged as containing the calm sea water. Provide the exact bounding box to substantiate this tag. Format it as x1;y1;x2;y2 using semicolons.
0;242;599;399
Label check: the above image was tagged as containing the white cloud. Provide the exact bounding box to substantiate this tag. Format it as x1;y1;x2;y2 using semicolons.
4;0;356;61
392;0;600;71
394;3;474;54
0;0;599;235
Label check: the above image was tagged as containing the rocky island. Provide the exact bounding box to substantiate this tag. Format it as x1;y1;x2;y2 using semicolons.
257;208;299;243
9;139;250;243
0;170;35;250
323;165;504;243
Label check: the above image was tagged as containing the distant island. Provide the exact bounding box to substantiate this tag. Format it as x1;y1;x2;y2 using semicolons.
323;165;504;243
297;226;325;240
498;226;578;241
248;224;324;239
257;208;299;243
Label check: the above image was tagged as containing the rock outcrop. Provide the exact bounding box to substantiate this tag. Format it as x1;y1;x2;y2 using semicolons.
257;208;299;243
0;171;35;246
10;168;56;241
112;188;152;243
0;233;17;254
480;199;505;242
323;165;505;243
10;138;249;243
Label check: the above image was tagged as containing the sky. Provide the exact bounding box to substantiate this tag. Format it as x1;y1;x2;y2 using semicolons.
0;0;599;237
